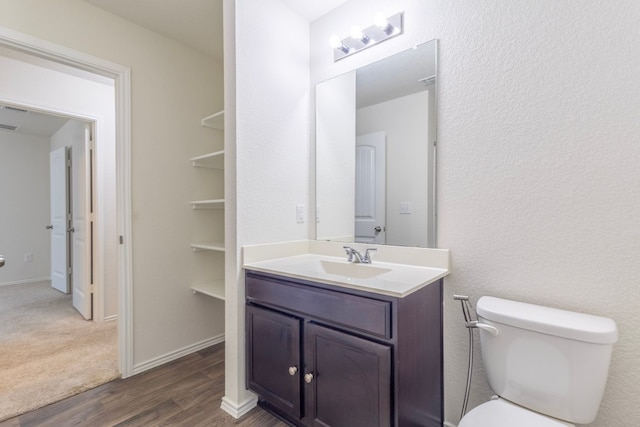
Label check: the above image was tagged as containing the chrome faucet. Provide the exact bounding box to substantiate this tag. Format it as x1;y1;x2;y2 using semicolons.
343;246;377;264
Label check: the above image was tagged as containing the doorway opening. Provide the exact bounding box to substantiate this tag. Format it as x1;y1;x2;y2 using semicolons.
0;104;97;320
0;26;133;380
0;103;119;419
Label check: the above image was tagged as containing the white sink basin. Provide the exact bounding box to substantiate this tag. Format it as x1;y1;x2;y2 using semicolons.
319;260;391;279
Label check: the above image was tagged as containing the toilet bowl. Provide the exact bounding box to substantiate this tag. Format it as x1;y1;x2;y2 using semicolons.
457;296;617;427
458;398;573;427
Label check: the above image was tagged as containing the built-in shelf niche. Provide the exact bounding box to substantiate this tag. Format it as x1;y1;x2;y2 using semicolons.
191;110;225;301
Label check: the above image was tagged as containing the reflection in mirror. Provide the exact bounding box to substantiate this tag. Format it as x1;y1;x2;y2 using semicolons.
316;39;437;247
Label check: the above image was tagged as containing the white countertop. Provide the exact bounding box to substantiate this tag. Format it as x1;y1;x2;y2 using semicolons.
243;241;450;298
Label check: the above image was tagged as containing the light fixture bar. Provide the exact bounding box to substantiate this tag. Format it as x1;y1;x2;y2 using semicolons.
330;12;404;62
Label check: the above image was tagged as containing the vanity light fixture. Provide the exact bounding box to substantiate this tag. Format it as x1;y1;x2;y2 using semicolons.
329;35;350;54
374;12;395;35
329;11;404;62
349;26;370;45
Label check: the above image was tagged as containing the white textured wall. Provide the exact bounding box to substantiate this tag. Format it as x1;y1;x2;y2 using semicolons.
224;0;311;409
0;0;225;367
312;1;640;425
0;132;50;285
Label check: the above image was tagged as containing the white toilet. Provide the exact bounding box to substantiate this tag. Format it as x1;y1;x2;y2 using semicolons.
458;296;618;427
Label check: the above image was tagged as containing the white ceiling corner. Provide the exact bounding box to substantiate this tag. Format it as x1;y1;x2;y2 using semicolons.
280;0;349;22
83;0;349;62
83;0;224;60
4;0;349;137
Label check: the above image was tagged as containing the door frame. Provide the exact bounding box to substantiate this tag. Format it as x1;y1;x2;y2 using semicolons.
0;26;133;377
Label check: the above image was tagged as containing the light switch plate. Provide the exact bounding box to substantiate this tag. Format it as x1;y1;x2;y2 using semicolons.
296;204;305;223
400;202;412;214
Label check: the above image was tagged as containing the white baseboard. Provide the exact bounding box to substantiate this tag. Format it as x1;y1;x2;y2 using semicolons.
103;315;118;322
0;277;51;287
444;421;457;427
220;394;258;419
132;333;225;375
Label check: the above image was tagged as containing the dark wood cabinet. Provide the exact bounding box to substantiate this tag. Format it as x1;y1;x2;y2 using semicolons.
246;304;302;419
245;270;443;427
305;323;391;427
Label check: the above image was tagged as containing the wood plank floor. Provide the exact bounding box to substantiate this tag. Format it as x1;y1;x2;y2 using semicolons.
0;343;288;427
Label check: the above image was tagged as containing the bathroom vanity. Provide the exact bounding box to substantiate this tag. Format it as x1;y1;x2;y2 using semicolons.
243;242;448;427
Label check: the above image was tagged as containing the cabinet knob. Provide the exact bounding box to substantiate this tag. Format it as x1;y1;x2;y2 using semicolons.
288;366;298;376
304;373;314;384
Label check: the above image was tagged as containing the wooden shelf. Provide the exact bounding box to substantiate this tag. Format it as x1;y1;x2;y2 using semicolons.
191;199;224;209
190;150;224;169
190;242;225;252
191;281;225;300
201;110;224;130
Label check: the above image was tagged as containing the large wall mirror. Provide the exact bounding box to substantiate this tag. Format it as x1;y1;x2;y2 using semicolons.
315;39;437;247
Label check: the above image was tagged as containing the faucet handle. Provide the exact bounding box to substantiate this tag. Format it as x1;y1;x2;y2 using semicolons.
363;248;377;263
343;246;354;262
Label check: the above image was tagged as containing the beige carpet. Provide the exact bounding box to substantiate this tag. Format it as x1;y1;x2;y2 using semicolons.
0;281;119;421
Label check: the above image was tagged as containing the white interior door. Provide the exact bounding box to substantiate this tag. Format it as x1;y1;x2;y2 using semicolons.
50;146;70;294
71;124;93;320
355;132;386;244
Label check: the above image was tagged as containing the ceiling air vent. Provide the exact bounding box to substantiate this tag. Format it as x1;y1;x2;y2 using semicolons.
2;106;28;113
0;123;18;131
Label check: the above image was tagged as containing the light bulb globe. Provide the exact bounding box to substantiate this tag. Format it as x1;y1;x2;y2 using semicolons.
329;35;342;49
374;12;388;28
349;26;363;40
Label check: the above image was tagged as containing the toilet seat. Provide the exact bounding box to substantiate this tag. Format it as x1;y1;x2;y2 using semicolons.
458;399;574;427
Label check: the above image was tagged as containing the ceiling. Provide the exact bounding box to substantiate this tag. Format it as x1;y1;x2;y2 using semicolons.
0;0;349;138
84;0;224;60
0;105;70;138
83;0;349;60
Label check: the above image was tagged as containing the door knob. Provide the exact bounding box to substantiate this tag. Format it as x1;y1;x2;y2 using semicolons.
288;366;298;376
374;226;382;232
46;225;53;230
0;256;5;268
304;373;314;384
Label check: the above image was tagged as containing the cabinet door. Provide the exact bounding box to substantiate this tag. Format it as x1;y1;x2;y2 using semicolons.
305;323;391;427
246;304;302;419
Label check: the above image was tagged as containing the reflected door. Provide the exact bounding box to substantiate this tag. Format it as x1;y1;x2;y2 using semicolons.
355;132;386;244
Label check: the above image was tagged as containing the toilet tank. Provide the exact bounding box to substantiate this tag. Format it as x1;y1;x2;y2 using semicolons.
476;296;618;424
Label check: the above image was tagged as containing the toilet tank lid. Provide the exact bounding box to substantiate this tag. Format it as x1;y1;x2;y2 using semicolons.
476;296;618;344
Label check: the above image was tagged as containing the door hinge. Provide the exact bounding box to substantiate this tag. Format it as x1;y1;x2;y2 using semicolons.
68;266;72;275
90;284;95;293
119;235;124;244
